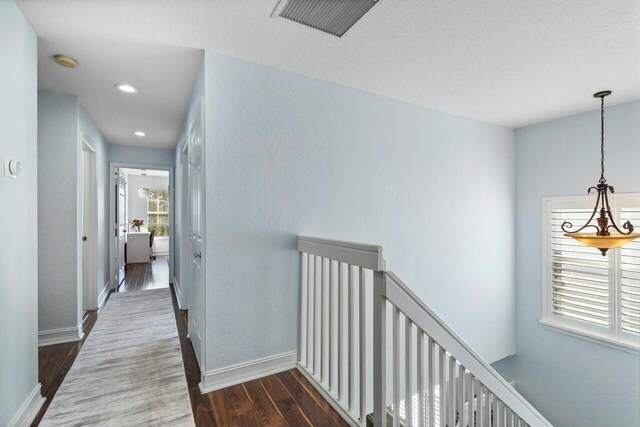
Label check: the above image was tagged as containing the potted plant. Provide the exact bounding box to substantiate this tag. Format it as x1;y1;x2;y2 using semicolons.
131;219;144;232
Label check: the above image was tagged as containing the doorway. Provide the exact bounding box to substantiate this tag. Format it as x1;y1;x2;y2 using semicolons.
109;164;174;293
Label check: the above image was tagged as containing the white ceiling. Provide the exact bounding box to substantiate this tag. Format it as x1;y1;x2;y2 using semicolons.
35;37;202;149
18;0;640;145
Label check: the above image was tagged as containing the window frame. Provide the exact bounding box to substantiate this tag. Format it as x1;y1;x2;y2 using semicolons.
146;188;170;237
541;193;640;354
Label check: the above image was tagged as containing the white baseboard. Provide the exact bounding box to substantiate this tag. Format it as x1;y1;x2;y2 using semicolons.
199;351;297;394
38;326;82;347
98;282;110;310
173;277;187;310
8;383;46;427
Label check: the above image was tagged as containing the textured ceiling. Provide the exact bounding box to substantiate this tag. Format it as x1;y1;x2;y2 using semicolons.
18;0;640;149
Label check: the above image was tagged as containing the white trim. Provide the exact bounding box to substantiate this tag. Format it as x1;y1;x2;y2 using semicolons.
38;326;83;347
98;282;110;310
173;277;187;310
7;383;46;427
540;319;640;354
199;351;297;394
298;235;385;270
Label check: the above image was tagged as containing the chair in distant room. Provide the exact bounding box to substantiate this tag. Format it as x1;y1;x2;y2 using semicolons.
149;229;156;260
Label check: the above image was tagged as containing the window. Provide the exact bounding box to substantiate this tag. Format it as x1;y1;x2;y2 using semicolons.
147;189;169;237
542;194;640;352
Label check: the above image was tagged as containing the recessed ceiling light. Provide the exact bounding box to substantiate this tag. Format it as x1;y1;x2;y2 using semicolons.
53;55;78;68
134;131;146;137
115;83;139;94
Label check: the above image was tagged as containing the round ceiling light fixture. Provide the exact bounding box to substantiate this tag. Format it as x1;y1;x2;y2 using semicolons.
133;131;146;137
115;83;139;94
53;55;78;68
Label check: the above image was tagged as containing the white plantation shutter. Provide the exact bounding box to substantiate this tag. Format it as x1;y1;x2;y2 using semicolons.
619;204;640;335
550;208;610;327
543;194;640;351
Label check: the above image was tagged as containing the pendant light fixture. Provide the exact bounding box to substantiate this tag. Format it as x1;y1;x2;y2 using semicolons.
562;90;639;255
138;170;150;199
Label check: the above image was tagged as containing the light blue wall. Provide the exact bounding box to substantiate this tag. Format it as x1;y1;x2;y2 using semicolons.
493;101;640;426
108;143;175;167
38;91;81;332
202;52;516;371
38;94;111;335
0;0;39;423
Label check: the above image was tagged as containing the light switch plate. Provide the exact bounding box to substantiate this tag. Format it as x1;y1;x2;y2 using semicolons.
4;156;17;179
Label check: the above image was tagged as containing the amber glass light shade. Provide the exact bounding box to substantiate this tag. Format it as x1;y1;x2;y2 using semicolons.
565;232;640;251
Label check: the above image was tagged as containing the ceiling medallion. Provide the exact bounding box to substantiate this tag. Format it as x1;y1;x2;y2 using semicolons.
562;90;639;255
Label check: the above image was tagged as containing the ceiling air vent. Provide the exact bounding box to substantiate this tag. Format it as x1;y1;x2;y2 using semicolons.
275;0;377;38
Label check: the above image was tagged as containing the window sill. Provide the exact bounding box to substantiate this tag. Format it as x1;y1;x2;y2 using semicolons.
540;319;639;355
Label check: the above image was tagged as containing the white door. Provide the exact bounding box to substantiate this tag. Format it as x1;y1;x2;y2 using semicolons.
81;144;97;310
188;106;204;363
82;150;91;309
116;170;127;285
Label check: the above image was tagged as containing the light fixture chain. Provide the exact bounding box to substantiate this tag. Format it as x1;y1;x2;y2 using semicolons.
600;95;605;183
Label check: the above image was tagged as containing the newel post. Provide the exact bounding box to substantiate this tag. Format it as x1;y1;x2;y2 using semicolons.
373;271;387;427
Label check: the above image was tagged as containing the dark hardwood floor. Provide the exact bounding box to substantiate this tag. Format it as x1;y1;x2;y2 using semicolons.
169;285;349;426
35;255;346;426
117;255;169;292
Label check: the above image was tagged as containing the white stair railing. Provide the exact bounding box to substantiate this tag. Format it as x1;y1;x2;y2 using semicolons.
297;236;552;427
297;236;385;426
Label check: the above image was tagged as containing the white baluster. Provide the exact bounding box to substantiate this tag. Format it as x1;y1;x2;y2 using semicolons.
322;258;329;386
329;259;335;393
359;267;367;425
438;347;445;427
448;356;455;427
427;337;434;427
315;255;322;378
393;306;400;427
348;264;356;411
476;381;483;427
405;317;413;427
373;271;387;427
300;252;308;366
458;363;464;427
417;329;424;427
307;254;315;373
467;373;473;427
338;261;344;402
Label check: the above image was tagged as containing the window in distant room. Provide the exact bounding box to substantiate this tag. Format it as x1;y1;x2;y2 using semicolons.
147;189;169;237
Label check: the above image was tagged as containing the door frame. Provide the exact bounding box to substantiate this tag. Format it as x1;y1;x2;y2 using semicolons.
80;139;98;313
108;162;175;290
